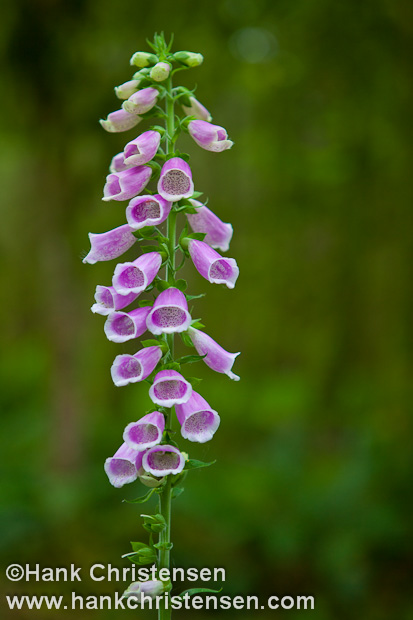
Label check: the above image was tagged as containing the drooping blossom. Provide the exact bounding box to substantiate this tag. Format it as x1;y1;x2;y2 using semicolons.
91;285;139;315
123;411;165;451
175;391;220;443
123;580;164;603
104;443;143;488
103;165;152;202
186;199;233;252
188;120;233;152
122;131;161;167
104;307;151;343
146;288;191;335
188;239;239;288
142;445;185;477
157;158;194;202
149;370;192;407
110;346;162;387
181;96;212;122
100;109;142;133
114;79;141;100
188;326;240;380
126;194;172;230
122;87;159;115
83;224;137;264
112;252;162;296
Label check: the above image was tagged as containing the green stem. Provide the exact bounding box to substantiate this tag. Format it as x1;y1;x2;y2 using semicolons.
158;72;175;620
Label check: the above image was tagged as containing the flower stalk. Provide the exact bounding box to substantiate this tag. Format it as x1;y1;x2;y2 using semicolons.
84;32;239;618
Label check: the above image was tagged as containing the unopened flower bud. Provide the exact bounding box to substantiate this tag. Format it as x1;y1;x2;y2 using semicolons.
123;580;165;603
150;62;171;82
174;51;204;67
130;51;159;68
114;80;141;100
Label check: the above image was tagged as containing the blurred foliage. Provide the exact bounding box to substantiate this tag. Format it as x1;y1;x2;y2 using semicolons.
1;0;412;618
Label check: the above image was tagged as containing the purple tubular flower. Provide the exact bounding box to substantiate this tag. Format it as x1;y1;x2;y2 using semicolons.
110;346;162;387
149;370;192;407
187;199;233;252
188;239;239;289
126;194;172;230
104;442;143;488
91;285;139;315
104;307;151;343
83;224;137;264
112;252;162;296
142;445;185;477
175;391;220;443
182;96;212;122
100;109;142;133
109;152;131;173
188;326;240;381
157;157;194;202
122;87;158;115
123;411;165;451
103;165;152;202
188;120;233;152
123;130;161;167
146;288;191;335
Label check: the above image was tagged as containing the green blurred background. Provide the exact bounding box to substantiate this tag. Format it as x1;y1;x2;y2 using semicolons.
1;0;412;618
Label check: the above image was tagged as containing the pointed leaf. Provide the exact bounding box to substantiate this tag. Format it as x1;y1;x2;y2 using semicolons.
185;459;216;470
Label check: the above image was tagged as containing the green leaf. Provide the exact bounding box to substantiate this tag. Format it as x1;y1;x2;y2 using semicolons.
180;332;193;347
156;279;170;291
189;320;205;330
162;362;181;371
138;299;154;307
187;232;207;241
187;376;203;387
130;542;148;552
141;339;161;348
191;191;204;199
138;226;156;239
178;588;222;599
186;293;206;301
172;487;185;500
177;354;207;365
175;278;187;292
154;542;174;551
124;488;157;504
185;459;216;470
140;245;160;253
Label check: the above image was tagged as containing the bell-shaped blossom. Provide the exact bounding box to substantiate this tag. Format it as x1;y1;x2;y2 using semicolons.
126;194;172;230
150;62;171;82
175;391;220;443
188;120;233;152
181;96;212;122
123;580;164;603
146;288;191;335
91;285;139;316
104;307;151;343
83;224;137;264
123;411;165;452
111;346;162;387
188;239;239;288
188;326;240;380
114;79;141;100
123;131;161;167
122;87;158;115
149;370;192;407
109;152;131;173
103;165;151;202
158;158;194;202
104;442;143;488
186;200;233;252
142;444;185;477
100;109;142;133
112;252;162;296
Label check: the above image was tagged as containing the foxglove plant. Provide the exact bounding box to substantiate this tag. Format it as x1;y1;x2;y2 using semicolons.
84;33;239;618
